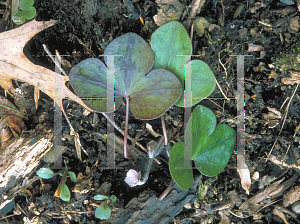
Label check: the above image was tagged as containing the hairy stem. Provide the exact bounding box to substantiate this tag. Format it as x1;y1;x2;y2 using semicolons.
161;114;168;145
101;112;140;148
102;109;161;164
141;158;153;183
128;132;142;157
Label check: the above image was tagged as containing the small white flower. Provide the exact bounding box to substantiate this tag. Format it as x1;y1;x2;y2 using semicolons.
125;169;144;187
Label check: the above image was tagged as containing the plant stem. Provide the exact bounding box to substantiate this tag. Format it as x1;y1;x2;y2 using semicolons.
147;136;164;158
124;97;130;158
156;137;164;156
159;179;175;201
141;158;153;183
101;112;135;146
161;114;168;145
128;132;142;157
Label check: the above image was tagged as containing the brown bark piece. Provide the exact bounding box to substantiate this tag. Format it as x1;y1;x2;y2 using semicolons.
0;129;53;215
107;176;201;224
0;20;83;216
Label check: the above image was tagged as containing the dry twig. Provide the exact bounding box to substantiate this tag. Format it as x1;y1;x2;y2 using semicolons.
267;83;299;160
186;0;202;29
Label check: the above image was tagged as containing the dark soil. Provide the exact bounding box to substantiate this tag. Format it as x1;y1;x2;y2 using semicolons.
1;0;300;223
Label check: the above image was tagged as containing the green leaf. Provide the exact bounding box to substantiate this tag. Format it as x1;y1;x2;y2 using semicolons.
187;106;235;177
151;21;192;72
69;58;122;113
94;195;109;200
109;195;117;206
95;204;111;219
185;105;216;158
19;7;36;19
127;68;182;119
184;60;215;107
13;0;36;25
169;105;236;189
60;183;70;202
19;0;34;9
54;170;68;199
169;142;193;190
36;168;56;179
151;21;215;107
193;124;236;176
69;33;182;120
68;171;77;183
58;170;64;177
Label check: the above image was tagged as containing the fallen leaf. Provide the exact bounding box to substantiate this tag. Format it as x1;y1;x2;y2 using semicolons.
0;20;92;113
247;43;264;52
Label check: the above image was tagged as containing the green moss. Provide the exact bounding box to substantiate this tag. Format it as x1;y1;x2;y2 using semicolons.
273;42;300;71
197;178;217;200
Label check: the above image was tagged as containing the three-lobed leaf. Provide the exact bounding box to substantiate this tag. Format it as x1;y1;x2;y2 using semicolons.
69;33;182;120
186;106;236;177
151;21;216;107
169;105;236;190
13;0;36;25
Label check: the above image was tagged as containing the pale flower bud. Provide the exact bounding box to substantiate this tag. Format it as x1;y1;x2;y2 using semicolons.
125;169;144;187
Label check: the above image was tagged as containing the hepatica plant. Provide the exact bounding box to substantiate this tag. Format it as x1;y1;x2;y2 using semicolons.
169;105;236;190
69;21;216;158
36;168;77;202
69;33;182;157
12;0;36;25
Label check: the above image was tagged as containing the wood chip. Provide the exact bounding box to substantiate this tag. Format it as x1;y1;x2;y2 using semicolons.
237;154;251;195
283;186;300;207
146;123;161;138
281;71;300;85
